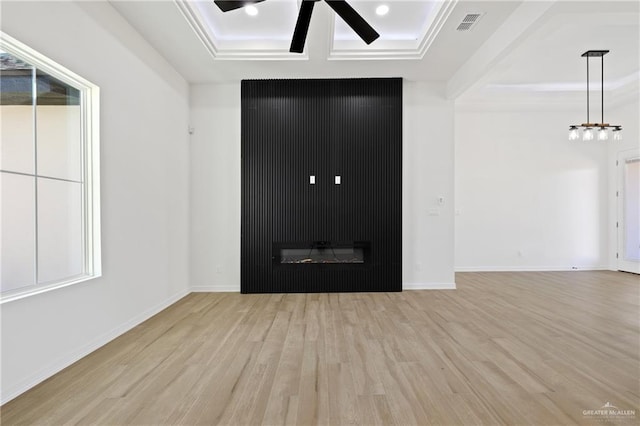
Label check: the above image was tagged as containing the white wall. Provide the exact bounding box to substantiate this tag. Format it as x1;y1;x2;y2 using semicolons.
190;81;456;291
0;1;190;404
608;99;640;269
454;104;610;271
403;82;455;288
190;83;241;291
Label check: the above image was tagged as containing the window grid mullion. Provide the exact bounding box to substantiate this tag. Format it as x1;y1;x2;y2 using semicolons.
31;65;39;286
0;32;101;303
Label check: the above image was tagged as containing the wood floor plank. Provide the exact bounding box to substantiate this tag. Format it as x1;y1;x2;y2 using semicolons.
2;271;638;425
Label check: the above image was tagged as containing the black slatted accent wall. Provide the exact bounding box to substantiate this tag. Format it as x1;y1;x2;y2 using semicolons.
241;78;402;293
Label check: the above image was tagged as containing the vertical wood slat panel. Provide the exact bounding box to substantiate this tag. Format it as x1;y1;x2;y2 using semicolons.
241;78;402;293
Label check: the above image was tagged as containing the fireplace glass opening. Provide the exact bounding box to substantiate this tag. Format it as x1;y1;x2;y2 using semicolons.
274;241;370;265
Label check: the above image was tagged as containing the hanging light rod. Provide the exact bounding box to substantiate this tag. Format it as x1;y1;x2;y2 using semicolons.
568;49;623;141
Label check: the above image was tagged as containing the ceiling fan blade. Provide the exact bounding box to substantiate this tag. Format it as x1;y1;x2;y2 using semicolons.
325;0;379;44
290;0;318;53
213;0;266;12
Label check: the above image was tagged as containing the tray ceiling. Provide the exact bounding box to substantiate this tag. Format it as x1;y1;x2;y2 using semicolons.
109;0;639;104
177;0;460;59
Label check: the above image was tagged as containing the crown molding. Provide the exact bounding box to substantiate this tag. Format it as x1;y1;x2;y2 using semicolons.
328;0;457;61
174;0;308;61
176;0;457;62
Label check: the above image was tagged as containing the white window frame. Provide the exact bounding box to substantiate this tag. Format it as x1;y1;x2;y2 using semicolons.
0;32;101;303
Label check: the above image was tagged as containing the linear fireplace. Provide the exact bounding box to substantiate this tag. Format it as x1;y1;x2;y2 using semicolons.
273;241;370;266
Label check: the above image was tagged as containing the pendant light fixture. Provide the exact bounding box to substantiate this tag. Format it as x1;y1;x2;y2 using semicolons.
568;50;623;141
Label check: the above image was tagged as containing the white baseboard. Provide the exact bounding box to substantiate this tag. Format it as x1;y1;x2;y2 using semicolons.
191;284;239;292
403;282;456;290
0;288;190;405
455;266;610;272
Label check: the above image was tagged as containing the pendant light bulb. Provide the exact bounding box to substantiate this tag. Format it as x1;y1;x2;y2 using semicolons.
613;127;623;141
568;126;580;141
597;127;608;141
583;128;594;141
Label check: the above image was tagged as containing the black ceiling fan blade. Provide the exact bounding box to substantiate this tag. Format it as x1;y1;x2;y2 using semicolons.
325;0;379;44
214;0;266;12
290;0;319;53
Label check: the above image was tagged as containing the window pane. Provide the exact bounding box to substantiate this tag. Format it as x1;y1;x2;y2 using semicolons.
1;36;100;302
36;70;80;106
36;70;82;181
36;105;82;181
0;52;34;174
37;178;83;284
0;172;36;292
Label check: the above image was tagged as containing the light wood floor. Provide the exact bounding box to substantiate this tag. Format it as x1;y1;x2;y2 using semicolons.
2;271;639;425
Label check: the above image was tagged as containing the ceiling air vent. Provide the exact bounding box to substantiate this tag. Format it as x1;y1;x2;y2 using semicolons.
456;13;483;31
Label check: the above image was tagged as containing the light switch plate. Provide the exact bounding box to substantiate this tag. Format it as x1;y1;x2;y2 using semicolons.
310;175;316;184
335;175;341;185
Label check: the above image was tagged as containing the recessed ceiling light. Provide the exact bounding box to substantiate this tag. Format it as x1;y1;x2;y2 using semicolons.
245;5;258;16
376;5;389;16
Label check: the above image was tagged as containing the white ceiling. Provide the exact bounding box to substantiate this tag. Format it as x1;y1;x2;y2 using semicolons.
333;1;440;41
109;0;640;102
187;0;448;52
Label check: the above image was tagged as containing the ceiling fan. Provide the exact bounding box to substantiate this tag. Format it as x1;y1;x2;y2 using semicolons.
213;0;380;53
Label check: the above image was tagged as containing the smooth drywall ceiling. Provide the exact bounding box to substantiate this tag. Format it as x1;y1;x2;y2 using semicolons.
190;81;455;291
454;106;610;271
0;1;190;404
